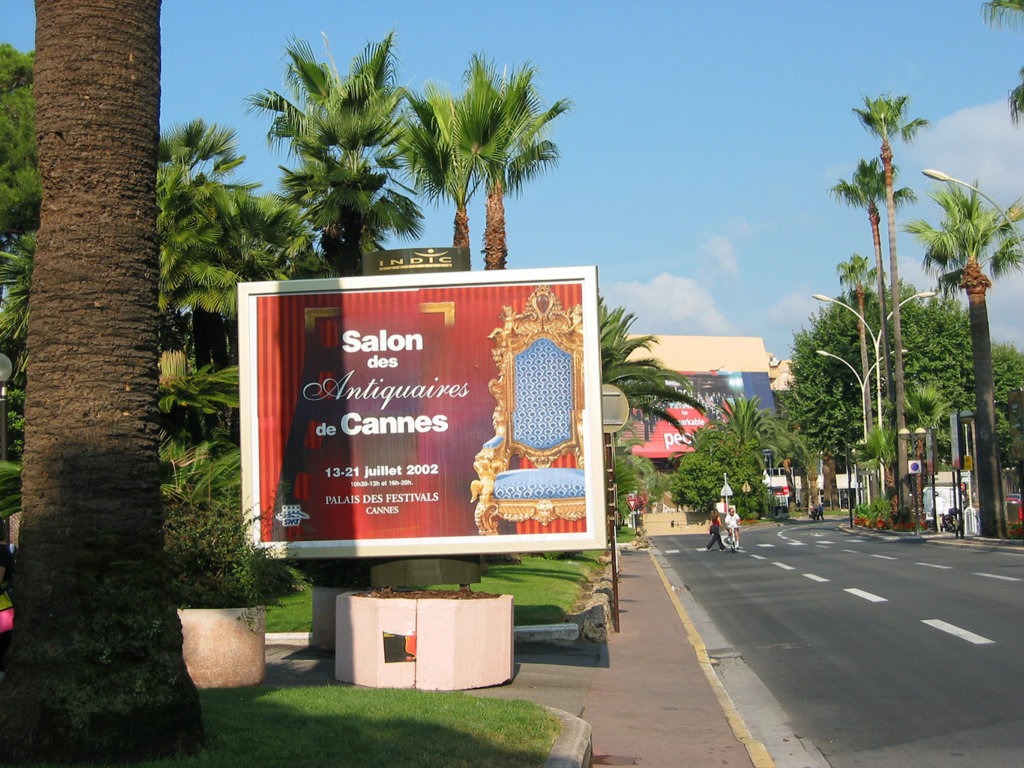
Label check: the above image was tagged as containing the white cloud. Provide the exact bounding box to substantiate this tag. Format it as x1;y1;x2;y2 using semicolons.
766;290;819;334
603;273;733;336
987;270;1024;350
700;235;739;277
904;100;1024;351
909;100;1024;203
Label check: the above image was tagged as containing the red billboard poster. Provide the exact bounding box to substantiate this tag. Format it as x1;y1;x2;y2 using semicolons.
627;371;775;459
238;267;607;558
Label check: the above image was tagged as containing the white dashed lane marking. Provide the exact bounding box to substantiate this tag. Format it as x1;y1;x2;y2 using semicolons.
922;619;994;645
803;573;829;582
844;588;887;603
973;572;1022;582
772;562;795;571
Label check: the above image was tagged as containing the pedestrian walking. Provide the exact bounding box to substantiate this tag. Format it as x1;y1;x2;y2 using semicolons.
705;510;725;551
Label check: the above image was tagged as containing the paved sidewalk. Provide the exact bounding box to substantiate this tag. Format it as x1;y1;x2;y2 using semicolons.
266;547;766;767
579;548;762;767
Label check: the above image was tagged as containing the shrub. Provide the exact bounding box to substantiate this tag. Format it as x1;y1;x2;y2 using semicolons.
161;441;299;608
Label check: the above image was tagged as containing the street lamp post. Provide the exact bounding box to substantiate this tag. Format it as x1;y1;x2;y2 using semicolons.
813;292;936;431
814;291;936;512
816;348;877;507
922;169;1012;537
816;349;875;440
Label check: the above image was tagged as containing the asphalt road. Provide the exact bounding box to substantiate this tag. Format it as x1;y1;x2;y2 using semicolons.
656;520;1024;768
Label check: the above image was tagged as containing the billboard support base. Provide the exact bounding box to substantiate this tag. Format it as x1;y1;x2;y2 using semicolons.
370;556;482;588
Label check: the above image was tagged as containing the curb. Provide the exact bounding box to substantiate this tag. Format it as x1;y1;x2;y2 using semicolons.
543;708;592;768
649;550;776;768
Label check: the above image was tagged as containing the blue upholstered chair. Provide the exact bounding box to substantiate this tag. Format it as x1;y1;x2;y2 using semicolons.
471;285;587;535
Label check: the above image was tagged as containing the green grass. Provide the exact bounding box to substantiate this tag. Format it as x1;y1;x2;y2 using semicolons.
266;552;605;632
16;688;559;768
265;586;314;633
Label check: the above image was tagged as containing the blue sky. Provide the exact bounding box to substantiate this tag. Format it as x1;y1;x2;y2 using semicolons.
8;1;1024;358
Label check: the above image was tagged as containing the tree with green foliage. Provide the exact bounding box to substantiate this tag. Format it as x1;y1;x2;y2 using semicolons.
0;1;205;760
158;119;310;373
0;232;32;377
0;44;40;253
854;426;898;519
465;54;571;270
670;429;764;518
401;77;489;249
715;395;772;452
993;342;1024;464
905;181;1023;536
247;33;422;276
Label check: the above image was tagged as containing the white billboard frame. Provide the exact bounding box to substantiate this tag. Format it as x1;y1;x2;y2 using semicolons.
238;266;607;559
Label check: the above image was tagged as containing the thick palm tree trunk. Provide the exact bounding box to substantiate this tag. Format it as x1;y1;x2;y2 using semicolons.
0;1;205;761
868;204;894;412
453;206;470;249
964;265;1004;537
484;183;508;270
881;144;910;512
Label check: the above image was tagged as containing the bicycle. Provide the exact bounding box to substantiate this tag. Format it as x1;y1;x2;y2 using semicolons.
722;526;739;552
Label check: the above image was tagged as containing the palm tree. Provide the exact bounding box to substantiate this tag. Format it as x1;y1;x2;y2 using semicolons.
835;253;876;431
598;300;701;432
160;120;313;350
905;182;1023;537
247;34;422;276
401;78;495;249
853;94;929;510
856;426;898;515
905;383;950;527
983;1;1024;123
0;1;205;760
466;55;571;270
0;232;33;375
716;396;771;451
830;160;918;415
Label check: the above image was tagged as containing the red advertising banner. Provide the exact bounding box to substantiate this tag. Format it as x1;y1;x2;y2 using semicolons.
626;371;775;460
238;268;606;558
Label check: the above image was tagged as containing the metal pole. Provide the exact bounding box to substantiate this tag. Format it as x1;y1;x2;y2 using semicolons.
0;381;6;463
604;432;620;633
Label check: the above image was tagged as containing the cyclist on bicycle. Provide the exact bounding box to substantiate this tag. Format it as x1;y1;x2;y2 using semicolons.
724;506;741;550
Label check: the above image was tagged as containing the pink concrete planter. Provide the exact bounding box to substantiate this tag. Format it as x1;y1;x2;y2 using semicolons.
311;586;347;652
335;592;514;691
178;607;265;688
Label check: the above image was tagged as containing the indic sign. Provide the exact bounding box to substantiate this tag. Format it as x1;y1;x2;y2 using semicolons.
237;267;606;559
362;247;471;276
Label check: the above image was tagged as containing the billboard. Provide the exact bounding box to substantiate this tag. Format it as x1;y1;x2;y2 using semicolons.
628;370;775;459
238;267;607;558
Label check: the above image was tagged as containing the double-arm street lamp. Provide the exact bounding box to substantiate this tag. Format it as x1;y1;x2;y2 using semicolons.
816;349;877;440
813;291;936;430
